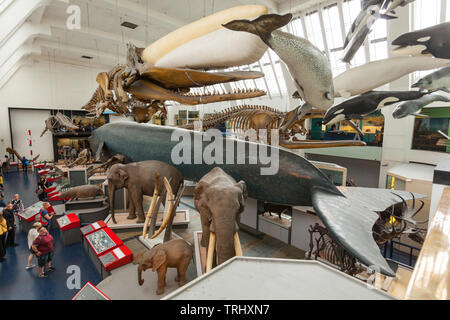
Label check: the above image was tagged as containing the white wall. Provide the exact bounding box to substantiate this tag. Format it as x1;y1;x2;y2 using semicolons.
10;109;53;161
0;57;103;158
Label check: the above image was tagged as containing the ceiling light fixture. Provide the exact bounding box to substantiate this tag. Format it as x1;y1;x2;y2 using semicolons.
121;21;138;29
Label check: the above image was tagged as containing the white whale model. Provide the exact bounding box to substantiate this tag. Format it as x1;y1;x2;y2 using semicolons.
334;56;450;98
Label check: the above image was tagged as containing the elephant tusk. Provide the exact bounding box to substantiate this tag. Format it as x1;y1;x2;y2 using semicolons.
142;173;160;238
206;232;216;273
234;232;243;257
150;177;174;239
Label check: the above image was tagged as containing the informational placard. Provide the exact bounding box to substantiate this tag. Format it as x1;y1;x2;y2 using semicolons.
57;215;71;229
18;202;43;221
72;282;110;300
86;229;116;255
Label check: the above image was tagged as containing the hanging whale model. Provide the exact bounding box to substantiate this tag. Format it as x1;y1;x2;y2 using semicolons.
392;94;450;119
385;0;417;13
222;14;335;111
323;90;428;126
90;121;426;277
412;66;450;93
392;22;450;59
334;56;450;97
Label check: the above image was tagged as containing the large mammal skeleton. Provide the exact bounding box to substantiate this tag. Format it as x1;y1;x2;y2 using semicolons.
41;112;79;137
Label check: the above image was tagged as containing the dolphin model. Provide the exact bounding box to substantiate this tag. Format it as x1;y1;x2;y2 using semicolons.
412;66;450;93
334;56;450;98
323;91;428;132
90;122;426;277
392;22;450;59
392;94;450;119
222;14;335;113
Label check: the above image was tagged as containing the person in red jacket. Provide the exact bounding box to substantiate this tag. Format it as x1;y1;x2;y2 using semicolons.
32;226;55;278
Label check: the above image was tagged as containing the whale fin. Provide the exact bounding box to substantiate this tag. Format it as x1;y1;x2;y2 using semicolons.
223;13;293;47
312;187;426;277
412;112;430;118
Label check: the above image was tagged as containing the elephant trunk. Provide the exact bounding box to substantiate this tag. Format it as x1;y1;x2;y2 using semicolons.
138;265;144;286
214;218;237;265
109;183;116;224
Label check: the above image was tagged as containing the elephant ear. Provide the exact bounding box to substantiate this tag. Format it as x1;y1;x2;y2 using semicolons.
235;181;248;199
152;250;167;272
235;181;248;214
194;181;211;201
117;168;129;184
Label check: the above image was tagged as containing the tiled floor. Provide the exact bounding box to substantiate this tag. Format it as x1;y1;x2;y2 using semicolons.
0;169;305;300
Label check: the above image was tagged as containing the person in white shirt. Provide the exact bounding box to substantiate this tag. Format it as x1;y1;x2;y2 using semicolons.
26;222;42;270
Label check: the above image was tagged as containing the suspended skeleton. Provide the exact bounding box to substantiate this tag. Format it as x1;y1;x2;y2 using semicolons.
41;112;79;137
372;193;427;246
83;43;265;120
7;147;40;162
67;149;91;168
182;105;362;149
90;154;126;175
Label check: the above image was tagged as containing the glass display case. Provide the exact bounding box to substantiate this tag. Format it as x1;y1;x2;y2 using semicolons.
412;107;450;153
311;161;347;186
86;229;116;255
177;110;199;126
57;215;71;229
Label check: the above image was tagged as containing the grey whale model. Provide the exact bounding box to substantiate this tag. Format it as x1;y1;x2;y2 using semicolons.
90;122;425;276
392;94;450;119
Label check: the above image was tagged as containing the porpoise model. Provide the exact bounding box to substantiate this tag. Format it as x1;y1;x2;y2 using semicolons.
89;122;426;277
323;91;428;133
223;14;335;114
412;66;450;93
392;94;450;119
392;22;450;59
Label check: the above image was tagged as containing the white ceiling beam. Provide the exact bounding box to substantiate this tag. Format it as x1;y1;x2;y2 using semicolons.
78;0;189;28
0;44;42;89
0;0;51;47
35;38;126;60
42;18;148;48
0;22;51;69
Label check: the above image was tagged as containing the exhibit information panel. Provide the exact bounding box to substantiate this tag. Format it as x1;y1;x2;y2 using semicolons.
86;228;123;256
81;220;107;236
56;213;81;231
18;202;43;222
99;245;133;271
72;282;110;300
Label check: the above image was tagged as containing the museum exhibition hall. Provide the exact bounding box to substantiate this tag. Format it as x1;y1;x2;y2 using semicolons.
0;0;449;303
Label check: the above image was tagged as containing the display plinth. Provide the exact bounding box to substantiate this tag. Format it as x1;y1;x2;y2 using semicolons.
84;227;123;278
65;197;107;211
138;230;182;249
73;205;109;225
50;204;66;230
57;213;82;246
72;282;110;300
88;174;107;186
104;210;190;234
258;213;292;244
98;245;133;278
68;165;94;187
18;202;43;233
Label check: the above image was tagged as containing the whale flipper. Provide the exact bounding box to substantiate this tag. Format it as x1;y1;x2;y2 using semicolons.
223;13;292;47
312;187;425;277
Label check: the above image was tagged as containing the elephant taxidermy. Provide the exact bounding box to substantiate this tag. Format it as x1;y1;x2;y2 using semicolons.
133;239;193;295
107;160;184;224
194;167;247;266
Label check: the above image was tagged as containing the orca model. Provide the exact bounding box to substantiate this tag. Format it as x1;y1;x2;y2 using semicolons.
392;22;450;59
323;91;428;126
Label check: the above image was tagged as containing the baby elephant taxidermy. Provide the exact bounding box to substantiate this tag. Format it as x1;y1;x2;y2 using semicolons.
60;184;104;200
194;167;247;266
133;239;193;295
